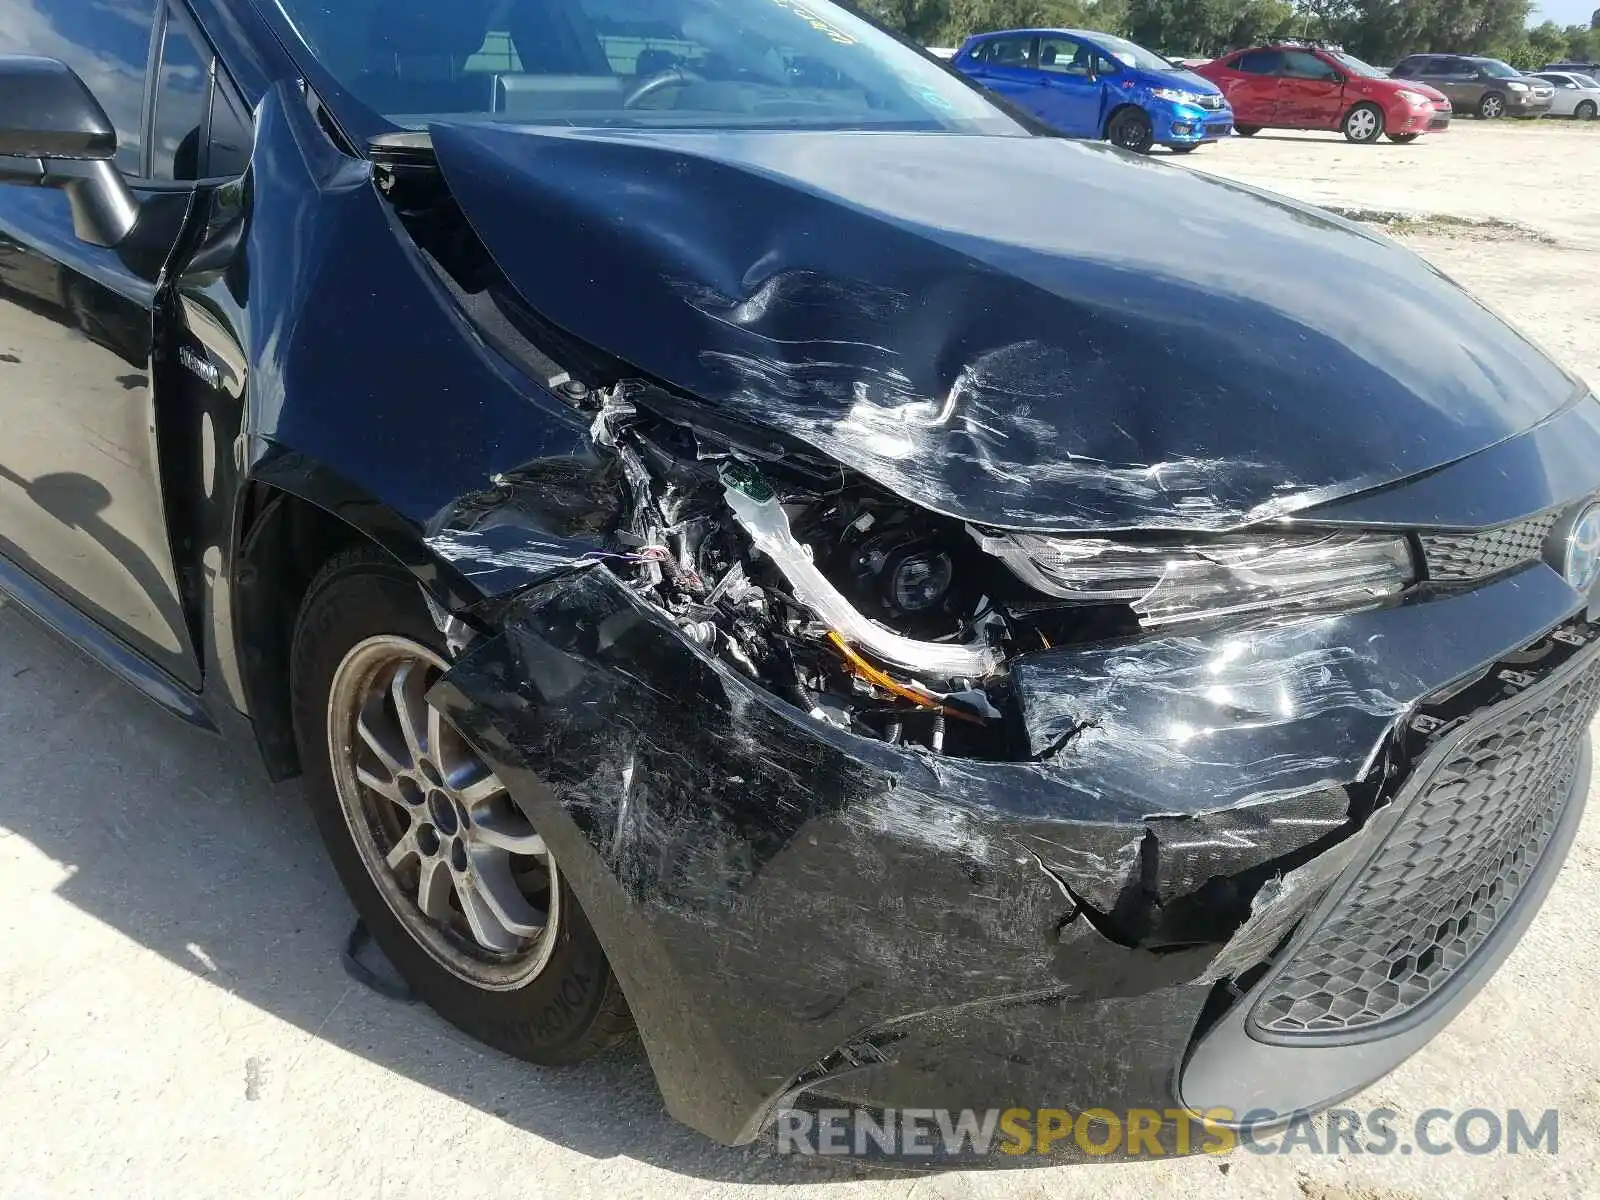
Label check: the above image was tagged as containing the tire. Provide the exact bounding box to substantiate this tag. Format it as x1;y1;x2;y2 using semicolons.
1342;103;1384;143
1234;124;1261;136
1478;92;1505;119
1576;100;1597;121
1107;108;1155;154
1387;132;1421;144
291;545;633;1064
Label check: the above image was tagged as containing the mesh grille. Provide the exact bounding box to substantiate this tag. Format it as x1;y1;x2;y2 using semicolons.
1251;656;1600;1038
1420;513;1558;581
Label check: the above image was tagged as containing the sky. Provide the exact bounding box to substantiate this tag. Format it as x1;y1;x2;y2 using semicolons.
1530;0;1596;26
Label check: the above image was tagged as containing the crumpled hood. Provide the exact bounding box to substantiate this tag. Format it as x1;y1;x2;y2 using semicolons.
428;122;1578;532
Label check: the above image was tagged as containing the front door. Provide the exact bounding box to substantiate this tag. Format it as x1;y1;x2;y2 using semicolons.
0;0;210;687
1420;57;1476;110
1033;35;1107;137
1277;49;1346;128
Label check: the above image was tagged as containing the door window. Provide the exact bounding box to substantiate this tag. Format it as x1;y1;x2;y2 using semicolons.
1038;38;1094;77
1235;50;1284;75
1282;51;1338;82
1419;58;1460;77
0;0;155;176
981;36;1033;69
151;4;211;181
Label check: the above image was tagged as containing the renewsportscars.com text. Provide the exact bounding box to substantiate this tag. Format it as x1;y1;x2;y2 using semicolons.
774;1105;1559;1160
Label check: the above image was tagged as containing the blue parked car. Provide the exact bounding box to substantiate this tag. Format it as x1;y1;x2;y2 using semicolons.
951;29;1234;152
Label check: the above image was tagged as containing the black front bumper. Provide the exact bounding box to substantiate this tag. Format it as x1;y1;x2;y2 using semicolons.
429;545;1599;1147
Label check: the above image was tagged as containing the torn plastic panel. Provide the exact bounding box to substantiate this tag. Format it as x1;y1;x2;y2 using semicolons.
423;120;1584;533
426;551;1589;1143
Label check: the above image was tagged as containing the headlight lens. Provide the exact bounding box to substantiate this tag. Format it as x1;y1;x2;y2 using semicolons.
1506;81;1529;92
1151;87;1205;106
971;529;1415;630
1396;89;1432;107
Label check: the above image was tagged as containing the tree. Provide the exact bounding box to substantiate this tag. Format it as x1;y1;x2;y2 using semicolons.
861;0;950;41
1293;0;1355;36
1527;19;1569;63
934;0;1128;43
1564;24;1596;60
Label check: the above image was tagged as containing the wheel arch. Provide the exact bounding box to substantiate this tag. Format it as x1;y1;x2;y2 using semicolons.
1342;99;1385;139
1102;101;1147;139
231;461;483;780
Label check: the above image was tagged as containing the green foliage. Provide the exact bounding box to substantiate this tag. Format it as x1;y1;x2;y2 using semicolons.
878;0;1597;72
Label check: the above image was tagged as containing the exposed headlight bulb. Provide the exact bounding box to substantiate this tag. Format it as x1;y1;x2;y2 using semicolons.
887;550;953;613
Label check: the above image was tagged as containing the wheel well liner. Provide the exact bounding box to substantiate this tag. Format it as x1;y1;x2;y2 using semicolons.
234;485;365;779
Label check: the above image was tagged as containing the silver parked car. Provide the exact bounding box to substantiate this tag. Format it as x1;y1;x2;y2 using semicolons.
1532;72;1600;119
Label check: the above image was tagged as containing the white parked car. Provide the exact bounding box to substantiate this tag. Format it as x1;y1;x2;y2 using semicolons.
1532;72;1600;119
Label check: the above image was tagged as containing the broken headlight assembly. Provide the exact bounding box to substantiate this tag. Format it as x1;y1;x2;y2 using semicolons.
722;462;1002;680
971;528;1416;630
583;389;1417;760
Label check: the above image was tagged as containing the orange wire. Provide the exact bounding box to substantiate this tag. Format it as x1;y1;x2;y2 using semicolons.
826;632;984;725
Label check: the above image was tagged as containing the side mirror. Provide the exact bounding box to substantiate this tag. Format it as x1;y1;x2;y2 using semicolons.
0;55;138;248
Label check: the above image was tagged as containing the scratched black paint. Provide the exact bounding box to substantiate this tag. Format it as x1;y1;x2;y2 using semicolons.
0;9;1597;1151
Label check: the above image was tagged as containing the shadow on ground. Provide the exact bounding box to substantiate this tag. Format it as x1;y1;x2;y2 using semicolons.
0;603;935;1186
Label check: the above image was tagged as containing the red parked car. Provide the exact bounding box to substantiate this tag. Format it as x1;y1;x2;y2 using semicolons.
1195;44;1452;143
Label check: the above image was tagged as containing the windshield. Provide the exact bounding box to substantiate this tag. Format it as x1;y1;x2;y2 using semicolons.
272;0;1018;133
1575;74;1600;89
1089;34;1174;73
1477;59;1522;78
1329;51;1385;79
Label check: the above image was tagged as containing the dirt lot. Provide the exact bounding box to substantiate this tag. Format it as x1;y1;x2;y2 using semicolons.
2;121;1598;1199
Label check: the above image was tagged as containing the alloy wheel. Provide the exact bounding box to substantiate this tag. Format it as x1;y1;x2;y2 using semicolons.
1578;101;1597;120
1113;113;1153;153
326;635;561;990
1481;95;1504;119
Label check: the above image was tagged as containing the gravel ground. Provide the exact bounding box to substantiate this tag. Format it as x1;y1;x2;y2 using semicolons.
2;120;1598;1199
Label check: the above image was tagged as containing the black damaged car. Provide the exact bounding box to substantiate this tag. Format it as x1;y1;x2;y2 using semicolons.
1;0;1598;1151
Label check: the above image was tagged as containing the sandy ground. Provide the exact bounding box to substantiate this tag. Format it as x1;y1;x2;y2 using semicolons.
1179;118;1600;254
2;120;1599;1198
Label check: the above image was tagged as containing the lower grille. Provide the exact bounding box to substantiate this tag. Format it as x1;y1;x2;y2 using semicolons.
1251;651;1600;1038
